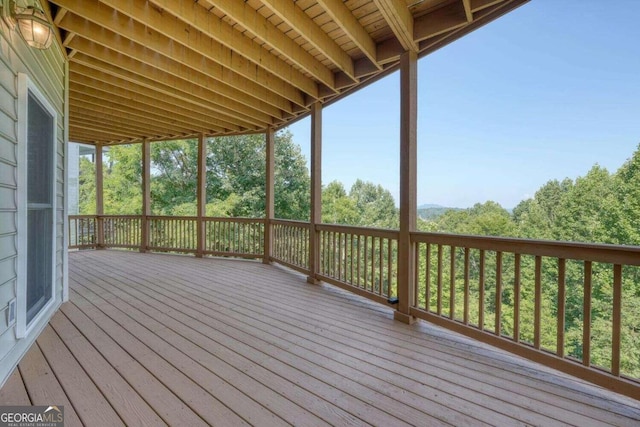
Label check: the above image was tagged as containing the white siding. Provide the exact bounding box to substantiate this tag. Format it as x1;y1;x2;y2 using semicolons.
0;21;66;387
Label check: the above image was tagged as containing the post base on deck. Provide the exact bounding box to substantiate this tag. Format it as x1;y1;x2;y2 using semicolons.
394;311;416;325
306;276;320;285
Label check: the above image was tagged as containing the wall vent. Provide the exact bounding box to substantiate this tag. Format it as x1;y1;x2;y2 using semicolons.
7;299;16;327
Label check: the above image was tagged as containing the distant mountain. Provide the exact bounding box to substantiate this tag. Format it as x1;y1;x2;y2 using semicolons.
418;203;445;209
417;204;462;220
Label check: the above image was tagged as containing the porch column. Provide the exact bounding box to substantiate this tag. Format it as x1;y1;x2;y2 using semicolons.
196;134;206;258
395;50;418;324
264;128;275;264
95;143;104;249
141;140;151;252
307;102;322;284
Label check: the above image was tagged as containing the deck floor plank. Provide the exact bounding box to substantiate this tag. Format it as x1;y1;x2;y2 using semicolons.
73;256;513;426
71;261;446;427
65;290;253;427
77;252;637;426
47;313;170;427
18;341;83;426
58;303;209;427
1;250;639;427
0;366;30;405
36;325;126;427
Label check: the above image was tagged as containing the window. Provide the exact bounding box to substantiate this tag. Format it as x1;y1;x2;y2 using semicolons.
16;73;58;338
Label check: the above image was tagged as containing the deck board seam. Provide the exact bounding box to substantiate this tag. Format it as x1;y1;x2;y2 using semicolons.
70;268;426;427
71;253;602;426
67;283;299;427
74;254;620;424
39;324;130;427
133;253;640;416
66;251;640;424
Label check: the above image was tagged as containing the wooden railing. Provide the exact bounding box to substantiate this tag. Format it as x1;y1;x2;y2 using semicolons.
411;232;640;397
103;215;141;249
69;215;97;249
68;214;640;398
271;219;310;274
148;216;198;253
316;224;398;306
203;217;265;258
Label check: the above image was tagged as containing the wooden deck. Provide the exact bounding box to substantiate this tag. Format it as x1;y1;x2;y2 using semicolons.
2;251;640;426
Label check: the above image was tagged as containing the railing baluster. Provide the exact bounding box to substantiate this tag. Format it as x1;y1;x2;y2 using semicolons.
414;240;420;305
357;235;361;287
379;237;383;296
371;237;376;294
450;246;456;320
534;255;542;349
387;239;393;298
495;251;502;335
514;253;521;343
479;249;485;330
583;261;592;367
612;264;622;376
557;258;566;357
437;244;443;316
425;244;431;311
464;247;470;325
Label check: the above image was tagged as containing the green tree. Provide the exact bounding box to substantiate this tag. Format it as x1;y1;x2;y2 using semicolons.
349;179;399;228
322;181;359;225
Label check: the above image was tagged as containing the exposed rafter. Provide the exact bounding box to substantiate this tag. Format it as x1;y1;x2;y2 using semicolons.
44;0;528;145
373;0;418;52
98;0;318;99
315;0;380;69
260;0;357;82
151;0;336;92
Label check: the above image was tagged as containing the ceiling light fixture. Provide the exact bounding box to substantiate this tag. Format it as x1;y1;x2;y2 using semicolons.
1;0;53;50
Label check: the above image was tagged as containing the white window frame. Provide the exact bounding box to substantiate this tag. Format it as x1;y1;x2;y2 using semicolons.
16;73;58;339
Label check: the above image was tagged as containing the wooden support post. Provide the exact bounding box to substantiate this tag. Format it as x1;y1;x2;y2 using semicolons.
264;128;275;264
307;102;322;284
395;50;418;324
141;140;151;252
197;134;206;258
95;143;104;249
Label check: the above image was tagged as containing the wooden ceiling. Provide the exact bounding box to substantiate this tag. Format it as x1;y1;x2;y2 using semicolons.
46;0;529;145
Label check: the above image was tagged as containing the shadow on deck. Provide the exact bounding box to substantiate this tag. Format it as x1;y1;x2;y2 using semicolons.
1;250;640;426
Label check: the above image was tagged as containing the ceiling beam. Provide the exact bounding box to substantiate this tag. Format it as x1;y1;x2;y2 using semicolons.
463;0;474;22
66;39;273;127
414;2;468;42
70;70;246;132
50;0;313;103
57;13;289;120
69;81;238;134
148;0;336;92
260;0;356;82
70;97;227;137
315;0;380;69
98;0;320;99
419;0;527;54
471;0;505;13
69;124;138;141
373;0;417;52
70;103;202;136
70;110;185;136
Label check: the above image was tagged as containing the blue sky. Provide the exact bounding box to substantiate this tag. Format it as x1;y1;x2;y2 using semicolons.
285;0;640;209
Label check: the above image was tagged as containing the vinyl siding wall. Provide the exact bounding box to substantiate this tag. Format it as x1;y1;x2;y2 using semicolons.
0;21;66;387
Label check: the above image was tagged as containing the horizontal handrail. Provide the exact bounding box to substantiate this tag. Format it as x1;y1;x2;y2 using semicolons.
411;230;640;398
316;223;398;305
317;223;399;240
67;215;640;399
412;231;640;265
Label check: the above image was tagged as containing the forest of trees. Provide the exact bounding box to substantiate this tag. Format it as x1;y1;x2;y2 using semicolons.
77;134;640;379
